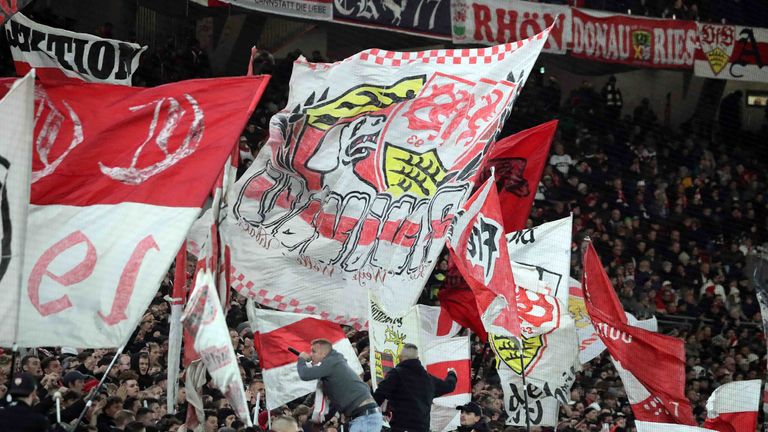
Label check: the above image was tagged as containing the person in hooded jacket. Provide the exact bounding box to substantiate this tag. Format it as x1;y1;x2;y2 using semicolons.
373;343;457;432
130;352;153;390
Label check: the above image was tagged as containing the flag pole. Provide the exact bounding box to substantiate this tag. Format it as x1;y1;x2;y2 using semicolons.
517;336;531;432
71;343;126;430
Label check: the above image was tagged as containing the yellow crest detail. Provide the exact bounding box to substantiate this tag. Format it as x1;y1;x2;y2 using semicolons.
568;296;590;329
706;47;729;75
384;144;447;198
490;333;544;375
306;76;425;131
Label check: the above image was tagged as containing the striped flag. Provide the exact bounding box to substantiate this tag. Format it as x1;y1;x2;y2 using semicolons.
703;380;761;432
247;305;363;410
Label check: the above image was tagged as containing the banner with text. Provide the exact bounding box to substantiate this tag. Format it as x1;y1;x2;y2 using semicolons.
571;9;696;69
220;0;332;21
4;13;146;85
333;0;451;39
451;0;570;54
695;23;768;83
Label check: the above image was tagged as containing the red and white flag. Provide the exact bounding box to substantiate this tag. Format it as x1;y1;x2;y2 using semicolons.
0;75;269;348
247;305;363;410
582;242;696;426
448;175;520;337
5;13;147;85
425;337;471;432
703;380;761;432
0;71;34;347
439;121;557;340
635;422;715;432
183;270;252;426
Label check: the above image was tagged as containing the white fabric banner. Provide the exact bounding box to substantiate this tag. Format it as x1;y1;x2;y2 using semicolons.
182;270;252;426
507;215;572;306
494;217;579;426
694;23;768;83
224;30;550;328
5;13;146;85
451;0;571;54
0;71;34;347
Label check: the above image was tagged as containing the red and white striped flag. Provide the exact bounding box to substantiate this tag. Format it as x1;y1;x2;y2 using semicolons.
703;380;761;432
0;75;269;348
247;306;363;410
425;337;471;432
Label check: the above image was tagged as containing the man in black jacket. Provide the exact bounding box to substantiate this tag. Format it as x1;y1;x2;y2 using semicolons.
0;373;50;432
373;343;457;432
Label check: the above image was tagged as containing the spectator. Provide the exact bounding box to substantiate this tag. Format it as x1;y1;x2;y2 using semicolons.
373;343;457;432
0;373;49;431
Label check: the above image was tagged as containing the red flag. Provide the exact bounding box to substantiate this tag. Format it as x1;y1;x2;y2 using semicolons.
477;120;558;232
448;176;520;337
440;121;557;341
582;242;695;426
439;262;488;341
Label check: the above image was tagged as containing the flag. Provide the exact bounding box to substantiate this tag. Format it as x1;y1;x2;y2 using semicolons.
223;30;551;328
569;278;658;363
439;121;557;339
448;176;520;337
494;217;578;427
439;263;489;341
0;71;34;347
369;291;422;388
477;120;558;232
703;380;761;432
5;13;147;85
635;422;716;432
182;270;252;426
0;75;269;347
247;305;364;410
583;241;696;425
425;337;471;432
0;0;33;25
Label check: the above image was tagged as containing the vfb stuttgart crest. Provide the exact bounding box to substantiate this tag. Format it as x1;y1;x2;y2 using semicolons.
490;333;545;375
699;24;735;75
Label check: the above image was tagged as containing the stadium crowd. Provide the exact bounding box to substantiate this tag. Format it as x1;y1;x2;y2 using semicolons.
2;8;768;432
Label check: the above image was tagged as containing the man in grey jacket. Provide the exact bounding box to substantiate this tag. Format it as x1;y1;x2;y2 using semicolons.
297;339;383;432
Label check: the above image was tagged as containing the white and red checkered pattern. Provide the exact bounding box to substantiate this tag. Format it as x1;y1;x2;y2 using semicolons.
357;32;546;67
231;266;366;329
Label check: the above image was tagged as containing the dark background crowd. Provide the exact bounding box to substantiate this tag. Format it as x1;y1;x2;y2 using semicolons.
2;3;768;432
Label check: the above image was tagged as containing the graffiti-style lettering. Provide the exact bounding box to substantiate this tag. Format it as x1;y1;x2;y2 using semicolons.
466;214;501;285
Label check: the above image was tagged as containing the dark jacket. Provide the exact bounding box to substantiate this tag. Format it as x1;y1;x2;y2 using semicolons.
296;349;372;416
373;358;456;432
0;400;50;432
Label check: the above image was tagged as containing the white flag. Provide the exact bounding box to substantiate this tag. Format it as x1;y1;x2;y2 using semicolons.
183;269;252;426
0;71;34;347
223;29;552;328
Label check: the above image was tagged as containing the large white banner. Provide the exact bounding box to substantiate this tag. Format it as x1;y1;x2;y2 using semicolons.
0;71;34;347
4;13;146;85
694;23;768;83
451;0;571;54
224;30;550;328
493;216;579;427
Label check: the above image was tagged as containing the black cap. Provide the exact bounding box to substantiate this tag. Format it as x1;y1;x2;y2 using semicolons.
63;370;88;386
456;401;482;417
9;372;37;397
